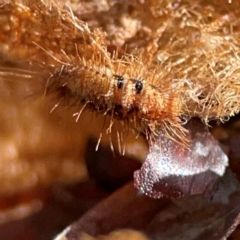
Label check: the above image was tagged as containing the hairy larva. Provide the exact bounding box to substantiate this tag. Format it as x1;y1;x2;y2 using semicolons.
45;54;187;145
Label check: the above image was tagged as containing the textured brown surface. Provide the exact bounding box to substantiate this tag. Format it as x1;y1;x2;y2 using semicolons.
0;1;240;240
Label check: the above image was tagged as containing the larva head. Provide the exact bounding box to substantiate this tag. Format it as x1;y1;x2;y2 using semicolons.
119;78;146;109
112;73;186;142
116;77;182;123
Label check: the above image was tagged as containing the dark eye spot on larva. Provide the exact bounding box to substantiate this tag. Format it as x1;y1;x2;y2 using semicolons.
115;75;124;89
134;80;143;94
